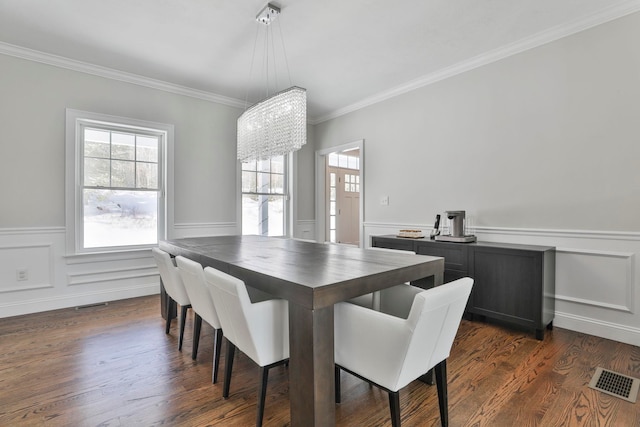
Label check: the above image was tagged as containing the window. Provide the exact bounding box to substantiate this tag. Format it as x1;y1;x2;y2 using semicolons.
66;110;173;253
241;156;287;236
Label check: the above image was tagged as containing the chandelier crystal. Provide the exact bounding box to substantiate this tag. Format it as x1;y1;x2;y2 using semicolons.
237;86;306;162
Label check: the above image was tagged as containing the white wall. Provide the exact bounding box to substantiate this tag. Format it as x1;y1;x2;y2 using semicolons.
314;13;640;345
0;54;232;316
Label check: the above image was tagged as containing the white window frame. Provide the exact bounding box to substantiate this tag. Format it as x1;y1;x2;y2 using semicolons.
65;109;174;255
240;155;290;237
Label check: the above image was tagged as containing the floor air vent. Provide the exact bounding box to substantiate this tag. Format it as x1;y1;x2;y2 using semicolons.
589;367;639;403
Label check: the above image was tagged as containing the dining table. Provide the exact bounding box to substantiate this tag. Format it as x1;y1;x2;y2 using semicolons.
159;235;444;427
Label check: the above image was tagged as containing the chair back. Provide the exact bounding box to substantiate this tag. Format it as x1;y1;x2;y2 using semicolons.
203;266;289;367
397;278;473;389
152;248;190;306
175;256;221;329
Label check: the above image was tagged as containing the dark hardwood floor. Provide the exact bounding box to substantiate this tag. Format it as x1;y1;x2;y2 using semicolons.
1;295;638;426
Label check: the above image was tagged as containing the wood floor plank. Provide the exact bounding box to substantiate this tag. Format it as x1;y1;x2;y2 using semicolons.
1;296;639;426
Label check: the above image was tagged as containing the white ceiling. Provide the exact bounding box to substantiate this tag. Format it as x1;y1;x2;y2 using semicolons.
1;0;639;123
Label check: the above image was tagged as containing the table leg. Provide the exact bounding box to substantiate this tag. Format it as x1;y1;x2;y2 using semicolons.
288;304;335;427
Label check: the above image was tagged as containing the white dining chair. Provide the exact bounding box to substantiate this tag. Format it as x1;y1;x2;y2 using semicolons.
152;248;191;351
203;266;289;427
334;277;474;427
175;256;224;384
348;246;414;310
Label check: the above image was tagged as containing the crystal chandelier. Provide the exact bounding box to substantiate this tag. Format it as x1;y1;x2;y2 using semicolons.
237;3;307;162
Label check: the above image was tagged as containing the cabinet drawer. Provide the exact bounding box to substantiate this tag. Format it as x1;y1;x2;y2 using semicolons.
415;242;468;272
371;236;415;252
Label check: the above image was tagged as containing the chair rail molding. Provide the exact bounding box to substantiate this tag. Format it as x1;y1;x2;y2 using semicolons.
172;222;237;238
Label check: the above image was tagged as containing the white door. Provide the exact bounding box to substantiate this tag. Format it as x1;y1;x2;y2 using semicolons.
327;166;360;245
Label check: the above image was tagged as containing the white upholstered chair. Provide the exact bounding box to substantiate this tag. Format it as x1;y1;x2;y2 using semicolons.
348;246;414;310
152;248;191;351
203;266;289;427
334;277;474;427
175;256;224;384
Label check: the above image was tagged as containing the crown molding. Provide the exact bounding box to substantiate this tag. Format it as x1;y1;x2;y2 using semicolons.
0;42;246;109
2;1;640;124
311;1;640;124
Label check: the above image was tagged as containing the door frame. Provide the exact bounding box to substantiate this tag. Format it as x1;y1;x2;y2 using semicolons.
315;139;364;247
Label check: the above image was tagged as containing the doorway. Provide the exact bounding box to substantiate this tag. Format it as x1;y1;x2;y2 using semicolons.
315;140;364;247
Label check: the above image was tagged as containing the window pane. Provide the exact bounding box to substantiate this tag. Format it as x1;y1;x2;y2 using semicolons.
330;172;336;187
111;160;135;187
271;156;284;174
242;171;256;192
330;216;336;229
257;159;271;172
330;201;336;215
330;187;336;201
348;156;358;170
328;153;338;167
267;196;284;236
84;129;110;158
330;230;336;242
257;172;271;193
83;189;157;248
338;154;348;168
136;135;158;162
242;194;284;237
242;194;259;235
271;173;284;193
111;132;135;160
136;162;158;189
84;158;110;186
242;159;257;171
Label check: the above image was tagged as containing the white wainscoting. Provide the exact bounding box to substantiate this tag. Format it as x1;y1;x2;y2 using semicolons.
0;223;239;318
294;220;316;241
364;222;640;347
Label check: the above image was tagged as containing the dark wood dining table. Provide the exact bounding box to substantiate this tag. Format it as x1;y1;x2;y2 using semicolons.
159;235;444;426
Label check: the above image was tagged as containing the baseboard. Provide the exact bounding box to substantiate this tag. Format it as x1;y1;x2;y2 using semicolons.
554;311;640;347
0;283;159;319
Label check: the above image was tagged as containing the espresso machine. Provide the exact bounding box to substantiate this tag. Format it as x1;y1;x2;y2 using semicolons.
435;210;476;243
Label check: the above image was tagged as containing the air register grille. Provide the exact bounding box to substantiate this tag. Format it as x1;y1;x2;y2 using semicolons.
589;367;639;403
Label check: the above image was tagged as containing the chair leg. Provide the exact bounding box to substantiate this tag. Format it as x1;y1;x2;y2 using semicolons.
211;328;223;384
223;342;236;398
335;366;341;403
256;366;269;427
178;305;189;351
192;313;202;360
388;391;401;427
165;295;174;334
434;360;448;427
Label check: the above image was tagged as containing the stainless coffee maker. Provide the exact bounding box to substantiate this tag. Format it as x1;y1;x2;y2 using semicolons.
435;210;477;243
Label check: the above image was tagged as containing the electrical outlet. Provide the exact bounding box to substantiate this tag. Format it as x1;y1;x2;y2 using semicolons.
380;196;389;206
16;269;28;281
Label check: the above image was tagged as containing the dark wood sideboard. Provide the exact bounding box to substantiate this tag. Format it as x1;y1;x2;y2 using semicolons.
371;235;556;340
